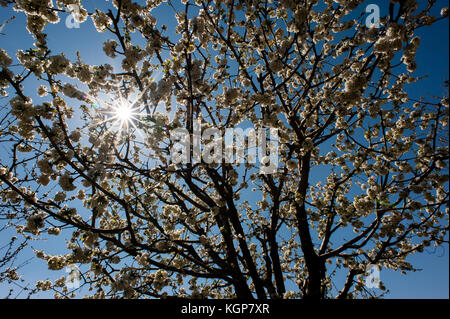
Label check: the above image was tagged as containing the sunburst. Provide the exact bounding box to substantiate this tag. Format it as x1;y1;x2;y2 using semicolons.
80;84;152;134
107;97;139;131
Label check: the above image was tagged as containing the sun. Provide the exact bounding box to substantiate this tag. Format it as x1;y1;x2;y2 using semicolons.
80;83;154;134
109;99;140;131
115;103;133;122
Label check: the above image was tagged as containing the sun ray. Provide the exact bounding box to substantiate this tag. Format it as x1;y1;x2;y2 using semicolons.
76;82;157;143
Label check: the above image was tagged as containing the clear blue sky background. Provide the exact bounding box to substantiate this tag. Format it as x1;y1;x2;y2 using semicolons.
0;0;448;298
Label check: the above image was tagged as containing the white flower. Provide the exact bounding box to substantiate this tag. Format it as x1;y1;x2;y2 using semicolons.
37;175;50;186
122;46;145;71
0;167;7;175
47;54;70;75
54;192;66;202
82;232;98;248
69;130;81;142
199;235;208;245
76;65;92;83
286;159;297;170
302;138;314;151
59;173;76;191
47;255;66;271
54;276;66;287
25;213;45;234
62;84;81;99
0;49;12;68
48;227;61;235
92;11;112;32
77;189;85;200
37;159;53;175
37;85;48;97
270;58;284;73
103;40;118;57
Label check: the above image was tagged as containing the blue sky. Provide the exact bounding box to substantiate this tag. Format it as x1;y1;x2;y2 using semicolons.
0;0;448;298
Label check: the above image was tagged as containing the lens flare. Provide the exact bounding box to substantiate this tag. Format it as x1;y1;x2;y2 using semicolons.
77;83;153;135
115;103;133;123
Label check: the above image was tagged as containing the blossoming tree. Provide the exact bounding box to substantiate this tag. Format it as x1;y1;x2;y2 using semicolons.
0;0;449;299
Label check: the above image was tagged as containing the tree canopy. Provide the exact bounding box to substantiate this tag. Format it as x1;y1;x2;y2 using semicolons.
0;0;448;299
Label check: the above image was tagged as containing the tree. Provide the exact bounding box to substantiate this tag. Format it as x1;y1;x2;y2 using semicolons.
0;0;448;299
